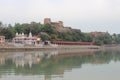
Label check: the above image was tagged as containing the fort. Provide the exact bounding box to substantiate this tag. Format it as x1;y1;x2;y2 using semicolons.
44;18;80;32
44;18;64;28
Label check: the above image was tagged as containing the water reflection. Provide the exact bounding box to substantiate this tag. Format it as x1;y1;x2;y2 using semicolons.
12;51;59;68
0;50;120;80
0;57;5;65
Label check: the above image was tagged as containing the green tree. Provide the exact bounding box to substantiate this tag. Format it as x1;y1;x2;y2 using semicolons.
14;23;24;33
42;24;57;34
83;33;93;42
94;40;103;45
39;33;51;41
0;27;15;39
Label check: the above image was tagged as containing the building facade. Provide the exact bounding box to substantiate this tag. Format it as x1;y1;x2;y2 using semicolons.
13;32;40;46
0;36;5;43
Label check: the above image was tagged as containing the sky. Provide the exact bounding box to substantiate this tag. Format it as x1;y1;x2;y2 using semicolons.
0;0;120;34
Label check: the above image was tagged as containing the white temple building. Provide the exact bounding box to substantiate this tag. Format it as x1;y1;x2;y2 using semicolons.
13;32;40;46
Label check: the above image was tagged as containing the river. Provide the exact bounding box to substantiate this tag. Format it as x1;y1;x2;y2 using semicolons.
0;49;120;80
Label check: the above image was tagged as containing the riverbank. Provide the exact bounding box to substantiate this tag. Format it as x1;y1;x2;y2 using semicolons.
1;42;120;52
0;44;100;52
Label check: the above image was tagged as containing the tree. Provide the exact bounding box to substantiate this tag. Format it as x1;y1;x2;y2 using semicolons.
0;27;15;39
14;23;24;33
83;33;93;42
42;24;57;34
96;33;112;44
94;40;103;45
39;32;51;41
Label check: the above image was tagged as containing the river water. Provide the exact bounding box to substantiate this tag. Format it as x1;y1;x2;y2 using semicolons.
0;49;120;80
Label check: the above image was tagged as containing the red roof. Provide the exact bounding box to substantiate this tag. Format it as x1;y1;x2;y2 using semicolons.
51;41;93;45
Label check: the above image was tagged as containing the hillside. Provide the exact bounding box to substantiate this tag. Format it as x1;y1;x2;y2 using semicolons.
0;19;120;45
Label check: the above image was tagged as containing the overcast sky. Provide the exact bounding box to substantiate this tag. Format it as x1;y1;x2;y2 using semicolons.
0;0;120;33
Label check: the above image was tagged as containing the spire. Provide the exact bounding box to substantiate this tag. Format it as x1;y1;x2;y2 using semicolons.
16;32;18;36
22;33;24;36
29;32;32;38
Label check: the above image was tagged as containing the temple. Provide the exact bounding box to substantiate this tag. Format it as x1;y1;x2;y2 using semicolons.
12;32;41;46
